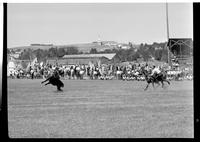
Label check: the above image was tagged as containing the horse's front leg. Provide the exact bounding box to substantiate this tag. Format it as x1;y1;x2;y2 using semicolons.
152;82;155;88
41;79;48;84
144;83;149;91
45;82;50;86
161;81;164;88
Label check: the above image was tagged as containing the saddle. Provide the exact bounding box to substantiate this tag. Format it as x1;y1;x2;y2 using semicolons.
157;72;163;77
154;72;164;81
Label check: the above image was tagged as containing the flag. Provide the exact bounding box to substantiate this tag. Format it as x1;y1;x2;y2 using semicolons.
40;62;43;67
110;64;113;71
97;60;101;68
26;62;31;72
89;61;93;69
31;57;37;67
10;56;15;61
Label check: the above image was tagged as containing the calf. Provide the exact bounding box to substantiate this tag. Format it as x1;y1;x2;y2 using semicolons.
41;74;64;91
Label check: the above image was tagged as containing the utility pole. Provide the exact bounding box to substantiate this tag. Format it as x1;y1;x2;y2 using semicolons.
56;46;58;66
166;2;171;66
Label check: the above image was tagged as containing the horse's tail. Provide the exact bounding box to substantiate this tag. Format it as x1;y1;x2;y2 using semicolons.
141;69;149;80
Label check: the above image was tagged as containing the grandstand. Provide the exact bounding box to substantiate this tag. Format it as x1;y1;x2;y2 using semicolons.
168;38;193;65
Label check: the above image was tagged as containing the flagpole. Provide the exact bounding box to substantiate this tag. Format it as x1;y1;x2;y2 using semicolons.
29;52;31;68
166;2;171;66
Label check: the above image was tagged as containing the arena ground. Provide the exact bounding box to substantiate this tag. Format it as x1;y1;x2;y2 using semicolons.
8;79;193;138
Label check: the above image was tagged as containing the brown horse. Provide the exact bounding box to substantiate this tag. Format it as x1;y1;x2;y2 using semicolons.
141;67;170;91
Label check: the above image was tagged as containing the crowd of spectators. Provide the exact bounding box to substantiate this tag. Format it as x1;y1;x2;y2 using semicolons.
7;61;193;81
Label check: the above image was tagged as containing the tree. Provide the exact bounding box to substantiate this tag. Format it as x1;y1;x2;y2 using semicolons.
66;46;79;55
48;47;57;58
19;48;34;60
132;51;140;60
161;49;168;62
147;46;155;57
103;49;113;53
33;49;49;62
7;48;11;54
33;49;43;61
113;49;129;62
112;48;118;53
155;49;163;60
138;45;151;61
90;48;98;54
79;51;84;54
57;48;66;57
127;48;138;61
128;42;133;48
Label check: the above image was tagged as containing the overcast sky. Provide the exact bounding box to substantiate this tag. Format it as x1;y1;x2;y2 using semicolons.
7;3;193;48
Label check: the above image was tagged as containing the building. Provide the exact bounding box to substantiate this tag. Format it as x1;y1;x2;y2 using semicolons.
155;46;162;50
8;49;22;59
118;44;131;49
47;53;116;65
30;44;53;46
9;53;20;59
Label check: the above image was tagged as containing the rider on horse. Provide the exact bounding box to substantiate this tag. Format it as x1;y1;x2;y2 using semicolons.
151;65;161;82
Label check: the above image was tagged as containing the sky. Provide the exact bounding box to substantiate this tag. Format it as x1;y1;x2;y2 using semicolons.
7;3;193;48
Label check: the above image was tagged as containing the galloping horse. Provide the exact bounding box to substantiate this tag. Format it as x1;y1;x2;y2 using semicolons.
141;67;170;91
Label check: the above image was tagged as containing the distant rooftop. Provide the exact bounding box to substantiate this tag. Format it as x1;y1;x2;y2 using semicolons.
30;44;53;46
62;53;116;60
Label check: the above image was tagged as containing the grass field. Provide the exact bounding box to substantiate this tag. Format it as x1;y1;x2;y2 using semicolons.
8;79;193;138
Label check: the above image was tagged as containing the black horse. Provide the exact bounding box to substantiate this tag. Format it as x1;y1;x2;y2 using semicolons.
141;67;170;91
41;71;64;91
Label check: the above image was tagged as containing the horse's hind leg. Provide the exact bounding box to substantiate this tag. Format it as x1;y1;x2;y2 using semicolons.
57;85;63;91
155;82;160;87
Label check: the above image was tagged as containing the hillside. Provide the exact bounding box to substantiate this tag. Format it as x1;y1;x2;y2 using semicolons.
10;42;120;53
10;45;52;51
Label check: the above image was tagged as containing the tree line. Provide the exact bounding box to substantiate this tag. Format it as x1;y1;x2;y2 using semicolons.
8;42;169;63
111;42;168;63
